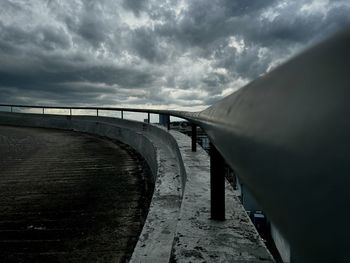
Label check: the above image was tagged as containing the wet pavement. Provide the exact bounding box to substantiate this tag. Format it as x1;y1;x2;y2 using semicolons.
0;126;153;263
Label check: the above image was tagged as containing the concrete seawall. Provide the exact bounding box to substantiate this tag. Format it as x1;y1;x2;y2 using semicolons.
0;112;274;262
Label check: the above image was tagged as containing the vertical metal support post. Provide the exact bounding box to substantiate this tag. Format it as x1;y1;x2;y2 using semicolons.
191;124;197;152
210;142;225;220
167;114;170;130
10;106;13;113
42;108;45;115
96;109;99;117
121;110;124;119
147;112;150;123
70;108;72;116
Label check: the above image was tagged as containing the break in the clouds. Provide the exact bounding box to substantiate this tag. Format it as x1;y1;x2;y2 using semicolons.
0;0;349;110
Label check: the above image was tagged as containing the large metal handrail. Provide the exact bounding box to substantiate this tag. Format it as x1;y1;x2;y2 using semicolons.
1;28;350;262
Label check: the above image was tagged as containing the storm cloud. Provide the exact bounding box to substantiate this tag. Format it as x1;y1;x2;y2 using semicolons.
0;0;349;110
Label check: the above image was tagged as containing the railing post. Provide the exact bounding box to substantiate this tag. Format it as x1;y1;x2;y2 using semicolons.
121;110;124;119
191;124;197;152
159;114;170;129
147;112;150;123
167;115;170;130
96;109;99;117
70;108;72;116
210;142;225;220
42;108;45;115
10;106;13;113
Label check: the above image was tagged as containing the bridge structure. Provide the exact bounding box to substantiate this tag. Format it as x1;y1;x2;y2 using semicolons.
0;28;350;262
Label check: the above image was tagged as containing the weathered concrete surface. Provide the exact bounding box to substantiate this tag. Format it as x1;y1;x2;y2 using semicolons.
0;125;153;262
170;131;274;262
128;122;183;263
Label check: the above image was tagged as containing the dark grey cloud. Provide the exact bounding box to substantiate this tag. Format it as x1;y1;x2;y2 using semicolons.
129;27;168;63
0;0;349;110
122;0;148;16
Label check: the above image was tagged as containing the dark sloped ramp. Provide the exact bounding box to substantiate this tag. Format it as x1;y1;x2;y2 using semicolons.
0;126;153;263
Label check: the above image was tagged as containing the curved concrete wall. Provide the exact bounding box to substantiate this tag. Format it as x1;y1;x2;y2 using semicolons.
0;112;183;184
0;112;274;263
0;112;185;262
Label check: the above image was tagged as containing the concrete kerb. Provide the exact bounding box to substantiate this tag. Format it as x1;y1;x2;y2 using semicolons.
0;112;274;262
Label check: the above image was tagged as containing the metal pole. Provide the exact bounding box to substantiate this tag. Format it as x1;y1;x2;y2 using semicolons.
191;124;197;152
70;108;72;116
121;110;124;119
210;142;225;220
167;114;170;130
148;112;150;123
10;106;13;113
97;109;99;117
42;108;45;115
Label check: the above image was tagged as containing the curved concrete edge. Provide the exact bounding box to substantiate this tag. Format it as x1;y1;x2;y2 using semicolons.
0;112;274;262
0;112;158;180
0;112;184;262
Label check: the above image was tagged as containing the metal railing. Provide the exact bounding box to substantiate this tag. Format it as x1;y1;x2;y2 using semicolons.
1;28;350;262
0;103;199;124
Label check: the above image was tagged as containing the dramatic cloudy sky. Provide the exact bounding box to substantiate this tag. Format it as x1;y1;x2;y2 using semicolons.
0;0;349;110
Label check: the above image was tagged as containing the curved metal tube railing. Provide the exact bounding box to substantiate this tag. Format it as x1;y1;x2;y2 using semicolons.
1;28;350;262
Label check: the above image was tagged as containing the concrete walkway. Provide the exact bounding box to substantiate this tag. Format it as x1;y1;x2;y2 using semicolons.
0;126;153;262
